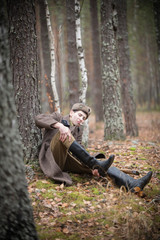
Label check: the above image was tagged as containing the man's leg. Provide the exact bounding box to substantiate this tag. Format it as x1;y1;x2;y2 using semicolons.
50;131;75;171
107;167;152;192
64;152;92;174
50;131;114;176
69;141;115;176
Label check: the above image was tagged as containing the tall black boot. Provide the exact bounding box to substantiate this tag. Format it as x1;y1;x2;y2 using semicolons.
107;167;152;192
69;141;115;176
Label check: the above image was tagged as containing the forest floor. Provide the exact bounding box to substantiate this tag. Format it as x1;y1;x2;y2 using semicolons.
27;111;160;240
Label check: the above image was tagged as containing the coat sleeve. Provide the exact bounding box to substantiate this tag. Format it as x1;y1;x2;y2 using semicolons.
35;112;62;129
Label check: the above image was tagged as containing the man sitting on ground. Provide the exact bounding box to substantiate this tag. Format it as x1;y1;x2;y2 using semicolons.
35;103;152;193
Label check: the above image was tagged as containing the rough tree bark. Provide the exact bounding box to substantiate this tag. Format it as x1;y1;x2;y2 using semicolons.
7;0;41;162
90;0;103;122
101;0;125;140
116;0;138;136
0;1;38;238
66;0;79;108
36;0;54;113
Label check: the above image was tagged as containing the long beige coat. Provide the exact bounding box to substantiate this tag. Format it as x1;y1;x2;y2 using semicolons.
35;112;83;185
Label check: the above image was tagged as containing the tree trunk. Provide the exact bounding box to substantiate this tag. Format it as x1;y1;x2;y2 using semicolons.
36;0;54;113
116;0;138;136
101;0;125;140
128;0;160;109
90;0;103;122
49;0;63;109
75;0;89;146
7;0;41;162
66;0;79;108
0;1;38;238
80;0;93;108
45;0;60;113
153;0;160;106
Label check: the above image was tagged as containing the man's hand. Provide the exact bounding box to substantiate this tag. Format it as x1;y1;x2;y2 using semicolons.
53;122;72;142
92;169;100;177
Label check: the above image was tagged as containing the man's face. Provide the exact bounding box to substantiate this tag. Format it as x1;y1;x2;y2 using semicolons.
70;110;87;126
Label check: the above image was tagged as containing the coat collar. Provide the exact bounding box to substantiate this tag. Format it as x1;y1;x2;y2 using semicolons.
63;115;80;132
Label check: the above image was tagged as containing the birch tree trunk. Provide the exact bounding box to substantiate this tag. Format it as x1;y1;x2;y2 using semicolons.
101;0;125;140
75;0;89;146
51;6;63;108
0;1;38;238
45;0;60;113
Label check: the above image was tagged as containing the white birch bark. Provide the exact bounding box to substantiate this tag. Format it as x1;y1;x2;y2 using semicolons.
75;0;89;146
44;0;60;113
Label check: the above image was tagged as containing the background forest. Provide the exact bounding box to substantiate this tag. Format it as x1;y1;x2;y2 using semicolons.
43;0;160;112
0;0;160;239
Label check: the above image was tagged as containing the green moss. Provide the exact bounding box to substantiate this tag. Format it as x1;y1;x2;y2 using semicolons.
142;164;153;170
130;151;136;155
36;225;81;240
41;189;57;199
35;180;54;189
139;146;152;150
139;157;147;160
70;173;88;183
64;191;93;203
144;184;160;198
154;215;160;223
129;147;136;151
122;152;129;156
156;173;160;180
92;187;101;195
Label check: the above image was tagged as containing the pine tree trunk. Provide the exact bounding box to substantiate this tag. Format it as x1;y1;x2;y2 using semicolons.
101;0;125;140
128;0;159;109
36;0;54;113
90;0;103;122
66;0;79;107
116;0;138;136
0;1;38;238
7;0;41;162
153;0;160;106
80;0;93;107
